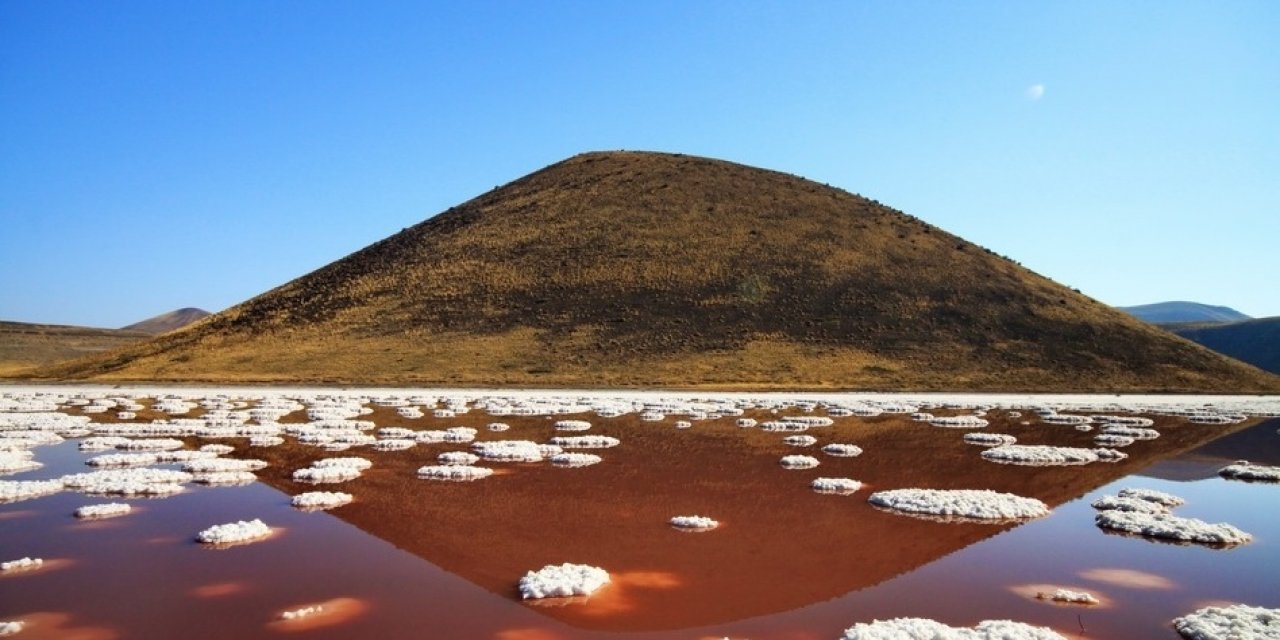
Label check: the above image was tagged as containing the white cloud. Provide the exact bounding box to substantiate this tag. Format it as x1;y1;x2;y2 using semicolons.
1027;84;1046;101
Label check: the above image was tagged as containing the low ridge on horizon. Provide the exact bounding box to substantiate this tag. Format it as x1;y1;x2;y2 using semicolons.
121;307;212;334
1119;301;1251;325
30;151;1280;392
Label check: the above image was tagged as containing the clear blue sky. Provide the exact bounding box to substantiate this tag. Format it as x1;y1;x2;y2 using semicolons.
2;1;1277;327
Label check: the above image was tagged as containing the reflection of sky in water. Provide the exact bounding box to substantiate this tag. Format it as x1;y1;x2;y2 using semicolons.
1;420;1276;639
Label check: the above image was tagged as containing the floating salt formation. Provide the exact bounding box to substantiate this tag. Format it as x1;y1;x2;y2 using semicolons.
1172;604;1279;640
548;435;620;449
812;477;862;495
779;455;819;469
821;443;863;457
250;436;285;447
1094;448;1129;462
1093;434;1135;447
869;489;1049;520
312;457;372;471
438;451;481;466
736;418;757;428
472;440;545;462
280;605;324;620
197;519;272;546
487;422;510;432
1095;510;1252;546
981;445;1104;466
783;435;817;447
60;468;192;493
1036;589;1099;605
1091;495;1169;514
183;458;267;474
0;621;22;636
1219;461;1280;482
416;465;494;481
550;453;602;468
929;415;989;428
1101;425;1160;440
674;420;692;429
964;433;1017;447
154;450;218;463
0;451;41;475
518;563;610;600
554;420;592;432
1;557;42;572
371;438;415;451
86;452;159;468
1117;487;1185;507
292;466;361;484
75;503;132;519
199;444;235;455
840;617;1065;639
291;491;353;510
669;515;718;530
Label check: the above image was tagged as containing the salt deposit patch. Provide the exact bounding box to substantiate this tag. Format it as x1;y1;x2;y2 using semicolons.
0;479;63;503
197;519;272;546
193;471;257;486
1172;604;1279;640
1095;511;1252;546
518;563;610;600
1219;461;1280;482
0;451;41;475
1;557;42;572
554;420;592;432
840;617;1065;639
779;455;819;469
929;415;989;429
75;503;131;519
0;621;21;636
417;465;494;481
964;433;1017;447
669;515;718;531
1035;589;1099;605
548;435;619;449
292;466;361;484
981;445;1105;466
438;451;481;466
783;435;817;447
869;489;1049;521
812;477;862;495
550;453;602;468
1091;495;1169;514
183;458;267;473
291;491;353;510
1093;434;1135;447
472;440;545;462
1117;487;1185;507
822;443;863;457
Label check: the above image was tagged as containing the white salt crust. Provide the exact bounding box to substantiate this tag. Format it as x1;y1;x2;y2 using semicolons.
0;479;64;503
87;453;159;468
929;415;989;429
197;519;271;545
779;455;819;469
669;515;718;530
554;420;592;432
819;444;862;458
812;477;862;494
550;453;602;468
291;466;361;484
1172;604;1280;640
548;435;620;449
438;451;481;466
75;503;132;518
281;605;324;620
1117;487;1185;507
291;491;353;510
784;435;818;447
869;489;1050;520
472;440;545;462
1219;461;1280;482
1091;495;1169;514
981;445;1110;466
1;557;42;572
1093;435;1135;447
193;471;257;486
840;617;1066;639
1095;510;1252;546
1101;425;1161;440
417;465;494;481
183;458;268;473
964;433;1017;447
518;563;610;600
0;451;42;475
0;621;22;636
1036;589;1099;605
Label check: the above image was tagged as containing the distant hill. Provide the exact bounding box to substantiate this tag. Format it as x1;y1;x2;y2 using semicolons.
122;307;211;334
0;321;150;376
30;151;1280;392
1119;301;1251;324
1164;317;1280;375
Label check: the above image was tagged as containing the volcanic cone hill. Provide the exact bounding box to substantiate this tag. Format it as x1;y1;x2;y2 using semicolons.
36;151;1280;391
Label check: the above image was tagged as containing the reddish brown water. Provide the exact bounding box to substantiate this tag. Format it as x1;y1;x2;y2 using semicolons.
1;411;1277;639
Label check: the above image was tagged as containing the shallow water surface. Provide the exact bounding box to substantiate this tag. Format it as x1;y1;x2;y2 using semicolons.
1;392;1277;639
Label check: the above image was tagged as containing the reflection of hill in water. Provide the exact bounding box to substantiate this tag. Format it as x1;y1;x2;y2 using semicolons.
1138;418;1280;482
246;409;1254;631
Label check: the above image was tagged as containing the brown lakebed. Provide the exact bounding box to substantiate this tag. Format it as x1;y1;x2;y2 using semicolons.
3;388;1278;639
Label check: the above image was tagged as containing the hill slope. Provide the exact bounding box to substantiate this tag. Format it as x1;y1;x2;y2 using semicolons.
1120;301;1251;324
122;307;211;334
0;321;150;376
35;151;1280;391
1164;317;1280;375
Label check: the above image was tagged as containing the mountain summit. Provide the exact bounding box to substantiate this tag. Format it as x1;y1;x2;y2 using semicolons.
40;151;1280;391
